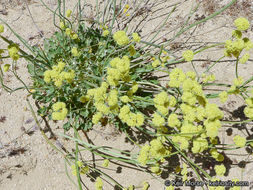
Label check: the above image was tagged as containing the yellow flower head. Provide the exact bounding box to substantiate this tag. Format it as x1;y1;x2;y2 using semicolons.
102;159;109;167
244;107;253;119
168;113;180;128
59;21;65;29
92;112;103;124
132;32;141;42
243;38;253;50
3;64;10;72
233;135;246;147
52;102;68;120
80;95;90;103
142;181;149;190
214;164;226;176
0;24;4;33
71;33;78;40
71;47;79;57
151;165;162;175
233;76;244;86
113;31;129;46
152;59;160;68
169;68;186;88
66;9;72;17
234;17;250;31
219;91;228;103
65;28;71;36
232;30;242;39
102;29;110;37
182;50;194;62
239;53;250;64
71;161;89;176
152;112;165;127
8;45;19;60
95;177;103;190
129;45;136;56
137;144;150;166
120;95;131;103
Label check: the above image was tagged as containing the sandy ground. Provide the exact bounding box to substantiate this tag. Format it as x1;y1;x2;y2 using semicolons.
0;0;253;189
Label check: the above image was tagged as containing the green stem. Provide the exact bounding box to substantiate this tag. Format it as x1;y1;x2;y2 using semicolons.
235;58;239;78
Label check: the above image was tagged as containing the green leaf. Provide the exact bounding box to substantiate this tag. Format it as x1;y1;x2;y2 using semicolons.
27;64;35;75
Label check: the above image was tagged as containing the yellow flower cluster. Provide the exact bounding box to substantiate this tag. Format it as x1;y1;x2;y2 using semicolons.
123;185;134;190
226;76;244;95
66;9;72;18
153;91;176;115
113;31;129;46
137;138;170;166
224;18;252;61
167;113;181;128
233;135;246;147
87;82;110;115
152;112;165;127
204;106;223;138
224;38;247;58
129;45;136;56
52;102;68;120
137;144;150;166
71;161;89;176
102;29;110;37
44;61;75;87
151;59;160;68
202;73;216;83
239;52;250;64
151;52;170;68
120;95;131;103
132;33;141;42
3;64;10;72
87;70;141;126
71;47;79;57
0;24;4;33
92;112;103;124
59;21;65;29
166;185;175;190
119;105;144;127
182;50;194;62
214;164;226;176
142;182;149;190
172;135;189;150
107;56;131;86
150;138;170;159
168;68;186;88
219;91;228;103
181;163;188;181
8;45;19;60
65;28;79;40
167;68;224;149
210;149;224;162
95;177;103;190
102;159;109;167
234;17;250;31
191;137;208;153
123;4;130;17
244;90;253;119
151;165;162;175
